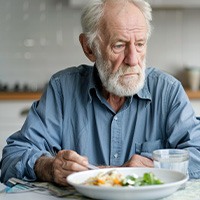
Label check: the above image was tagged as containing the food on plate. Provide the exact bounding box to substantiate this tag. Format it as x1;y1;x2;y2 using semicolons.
83;170;164;187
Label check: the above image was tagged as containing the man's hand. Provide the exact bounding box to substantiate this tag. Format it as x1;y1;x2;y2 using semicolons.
122;154;153;168
34;150;89;186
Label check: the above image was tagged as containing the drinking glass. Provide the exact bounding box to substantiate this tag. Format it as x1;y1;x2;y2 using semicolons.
152;149;189;175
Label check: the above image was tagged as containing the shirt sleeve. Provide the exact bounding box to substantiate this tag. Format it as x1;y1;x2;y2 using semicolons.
0;77;63;184
165;81;200;178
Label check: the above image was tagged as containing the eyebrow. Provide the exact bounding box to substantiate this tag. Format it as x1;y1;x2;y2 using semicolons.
112;37;147;44
136;38;147;42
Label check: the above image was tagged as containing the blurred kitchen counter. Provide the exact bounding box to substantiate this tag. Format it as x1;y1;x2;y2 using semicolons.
0;89;200;100
184;89;200;100
0;92;42;100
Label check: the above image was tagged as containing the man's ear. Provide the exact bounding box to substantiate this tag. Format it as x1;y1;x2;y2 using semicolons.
79;33;96;62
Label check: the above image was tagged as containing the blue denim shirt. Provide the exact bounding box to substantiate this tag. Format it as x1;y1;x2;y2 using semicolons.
1;65;200;183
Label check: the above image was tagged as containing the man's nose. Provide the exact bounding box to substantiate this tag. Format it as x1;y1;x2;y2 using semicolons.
124;45;139;66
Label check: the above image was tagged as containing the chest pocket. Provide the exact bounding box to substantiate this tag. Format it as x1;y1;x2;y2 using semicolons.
135;139;165;159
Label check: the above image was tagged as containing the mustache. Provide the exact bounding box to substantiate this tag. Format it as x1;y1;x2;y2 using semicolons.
111;65;143;75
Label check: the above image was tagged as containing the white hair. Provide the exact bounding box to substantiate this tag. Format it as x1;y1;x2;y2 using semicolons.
81;0;152;50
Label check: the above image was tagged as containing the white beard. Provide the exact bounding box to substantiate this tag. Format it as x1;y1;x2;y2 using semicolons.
95;57;146;97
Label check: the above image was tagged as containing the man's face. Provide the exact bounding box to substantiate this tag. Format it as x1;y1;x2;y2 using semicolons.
95;2;148;96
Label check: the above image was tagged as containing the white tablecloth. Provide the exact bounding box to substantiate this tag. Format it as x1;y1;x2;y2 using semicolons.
1;179;200;200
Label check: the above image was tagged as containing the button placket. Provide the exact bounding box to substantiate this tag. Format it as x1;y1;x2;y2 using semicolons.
110;114;122;166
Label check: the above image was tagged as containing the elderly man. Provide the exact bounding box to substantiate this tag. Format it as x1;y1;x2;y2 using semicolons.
1;0;200;186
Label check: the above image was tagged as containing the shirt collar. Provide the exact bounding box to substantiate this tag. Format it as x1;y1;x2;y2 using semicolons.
135;69;152;102
88;65;102;102
136;81;152;101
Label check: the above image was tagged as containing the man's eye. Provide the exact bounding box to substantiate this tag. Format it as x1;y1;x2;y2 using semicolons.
136;42;146;51
114;44;125;49
136;43;144;47
113;43;126;52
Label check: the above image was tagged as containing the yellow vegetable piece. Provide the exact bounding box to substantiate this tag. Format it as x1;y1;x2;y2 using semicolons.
97;178;105;185
113;178;121;185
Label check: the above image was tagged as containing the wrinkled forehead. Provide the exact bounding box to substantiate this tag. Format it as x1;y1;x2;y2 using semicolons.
100;1;147;33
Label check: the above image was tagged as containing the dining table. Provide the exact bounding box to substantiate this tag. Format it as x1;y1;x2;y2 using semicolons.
0;178;200;200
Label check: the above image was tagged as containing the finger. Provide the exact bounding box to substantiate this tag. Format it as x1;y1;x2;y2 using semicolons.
53;168;71;186
61;150;89;167
62;160;88;172
52;150;89;186
143;157;154;167
62;150;83;161
123;154;153;167
135;155;153;167
52;159;74;186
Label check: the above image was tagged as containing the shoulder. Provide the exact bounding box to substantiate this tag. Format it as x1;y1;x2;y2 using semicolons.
146;67;178;84
47;64;94;96
145;67;182;91
51;64;93;81
145;67;186;100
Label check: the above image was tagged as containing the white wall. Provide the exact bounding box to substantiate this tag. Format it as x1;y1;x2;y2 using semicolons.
0;0;91;88
0;101;33;160
0;1;200;87
147;9;200;76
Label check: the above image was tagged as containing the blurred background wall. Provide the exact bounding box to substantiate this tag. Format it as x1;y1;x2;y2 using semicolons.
0;0;200;90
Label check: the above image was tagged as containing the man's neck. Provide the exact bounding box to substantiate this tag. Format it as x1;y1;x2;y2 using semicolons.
102;89;126;112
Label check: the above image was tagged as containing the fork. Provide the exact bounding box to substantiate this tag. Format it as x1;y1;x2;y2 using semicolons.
88;164;99;170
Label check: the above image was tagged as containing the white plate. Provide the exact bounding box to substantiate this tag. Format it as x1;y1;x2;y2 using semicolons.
67;167;188;200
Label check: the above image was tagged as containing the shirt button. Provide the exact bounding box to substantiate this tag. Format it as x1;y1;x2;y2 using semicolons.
114;116;118;121
114;153;118;158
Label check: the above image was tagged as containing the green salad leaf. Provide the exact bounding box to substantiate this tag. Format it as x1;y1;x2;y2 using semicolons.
122;172;164;187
